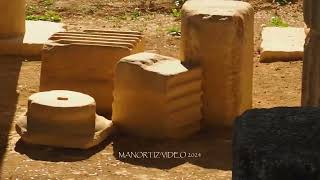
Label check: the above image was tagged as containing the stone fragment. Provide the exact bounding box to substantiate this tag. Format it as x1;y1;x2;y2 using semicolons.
181;0;254;127
40;30;144;116
260;27;306;62
16;90;114;149
233;107;320;180
0;21;66;56
112;52;202;139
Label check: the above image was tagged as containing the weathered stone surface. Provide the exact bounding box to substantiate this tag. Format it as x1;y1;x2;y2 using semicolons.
16;90;114;149
0;20;65;56
0;0;25;38
303;0;320;31
302;30;320;106
181;0;254;127
40;30;144;116
260;27;305;62
112;52;202;139
233;107;320;180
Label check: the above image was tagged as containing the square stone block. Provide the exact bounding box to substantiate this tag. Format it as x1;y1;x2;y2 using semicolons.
40;30;144;117
260;27;306;62
112;52;202;139
233;107;320;180
181;0;254;127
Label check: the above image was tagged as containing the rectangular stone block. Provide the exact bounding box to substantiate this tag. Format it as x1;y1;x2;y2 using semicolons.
112;52;202;139
181;0;254;127
260;27;305;62
233;107;320;180
0;20;66;56
40;30;144;116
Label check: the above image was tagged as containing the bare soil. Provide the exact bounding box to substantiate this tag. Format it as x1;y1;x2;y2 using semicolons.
0;0;304;179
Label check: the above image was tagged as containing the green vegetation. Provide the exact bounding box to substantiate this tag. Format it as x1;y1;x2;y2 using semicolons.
168;26;181;35
41;0;54;6
269;16;289;27
26;0;62;22
171;8;181;18
26;10;61;22
131;8;142;20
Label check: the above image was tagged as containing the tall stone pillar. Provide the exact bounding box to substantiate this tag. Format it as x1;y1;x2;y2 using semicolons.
0;0;25;38
302;0;320;106
181;0;254;127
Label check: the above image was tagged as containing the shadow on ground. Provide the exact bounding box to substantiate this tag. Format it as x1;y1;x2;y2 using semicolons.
15;136;113;162
0;56;22;170
112;127;233;170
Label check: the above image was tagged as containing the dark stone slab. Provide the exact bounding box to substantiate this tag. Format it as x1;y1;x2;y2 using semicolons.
233;107;320;180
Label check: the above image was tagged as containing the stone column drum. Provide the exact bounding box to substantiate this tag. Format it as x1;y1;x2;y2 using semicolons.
0;0;25;38
181;0;254;127
302;0;320;106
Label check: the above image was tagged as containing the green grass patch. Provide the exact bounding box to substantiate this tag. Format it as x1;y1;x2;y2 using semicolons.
268;16;289;27
26;10;61;22
171;8;181;18
168;26;181;35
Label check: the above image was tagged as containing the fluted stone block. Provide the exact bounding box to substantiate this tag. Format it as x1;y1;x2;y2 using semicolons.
181;0;254;127
40;30;144;116
112;52;202;139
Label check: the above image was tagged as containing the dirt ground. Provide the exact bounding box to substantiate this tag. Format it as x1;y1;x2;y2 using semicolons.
0;0;305;179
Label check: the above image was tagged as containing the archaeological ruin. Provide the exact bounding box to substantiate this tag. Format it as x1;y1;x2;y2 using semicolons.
16;90;114;149
181;0;254;127
0;0;317;179
40;30;144;116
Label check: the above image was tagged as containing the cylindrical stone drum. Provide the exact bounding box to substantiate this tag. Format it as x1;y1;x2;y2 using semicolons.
0;0;25;38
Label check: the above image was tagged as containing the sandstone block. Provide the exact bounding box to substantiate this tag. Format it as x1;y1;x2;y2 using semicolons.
0;0;25;38
0;21;65;56
233;107;320;180
181;0;254;127
40;30;144;116
16;90;114;149
260;27;305;62
112;52;202;139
